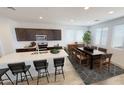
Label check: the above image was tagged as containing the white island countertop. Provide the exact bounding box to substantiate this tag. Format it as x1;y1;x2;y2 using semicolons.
0;49;68;64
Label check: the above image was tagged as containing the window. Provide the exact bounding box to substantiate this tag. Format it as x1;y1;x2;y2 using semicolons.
112;24;124;48
101;28;108;46
94;27;108;46
94;28;102;45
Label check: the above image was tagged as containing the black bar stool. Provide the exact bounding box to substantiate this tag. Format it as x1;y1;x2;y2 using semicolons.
53;57;65;81
33;60;49;85
0;68;14;85
8;62;33;85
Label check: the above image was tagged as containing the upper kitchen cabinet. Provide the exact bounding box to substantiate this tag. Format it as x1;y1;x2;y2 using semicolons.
15;28;61;41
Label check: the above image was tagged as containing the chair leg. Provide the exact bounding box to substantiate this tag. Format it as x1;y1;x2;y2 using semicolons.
61;67;65;80
37;72;40;85
5;73;14;85
108;63;111;72
16;74;18;85
28;70;33;80
24;73;29;85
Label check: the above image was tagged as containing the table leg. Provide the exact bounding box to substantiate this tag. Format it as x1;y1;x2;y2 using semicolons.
90;56;93;70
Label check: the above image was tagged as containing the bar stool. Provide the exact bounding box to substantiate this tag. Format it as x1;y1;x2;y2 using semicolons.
8;62;33;85
0;68;14;85
33;60;49;85
54;57;65;81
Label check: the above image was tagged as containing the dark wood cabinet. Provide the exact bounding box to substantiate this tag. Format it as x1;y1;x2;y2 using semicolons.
15;28;61;41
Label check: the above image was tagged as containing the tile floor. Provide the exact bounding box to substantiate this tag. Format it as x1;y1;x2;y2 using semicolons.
3;57;124;85
4;57;84;85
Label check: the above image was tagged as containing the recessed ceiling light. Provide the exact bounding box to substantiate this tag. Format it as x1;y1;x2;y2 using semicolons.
39;16;43;19
84;7;89;10
108;11;114;14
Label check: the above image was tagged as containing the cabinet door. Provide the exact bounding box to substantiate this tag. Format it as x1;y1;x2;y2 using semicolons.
15;28;28;41
55;30;61;40
26;29;36;41
47;30;54;40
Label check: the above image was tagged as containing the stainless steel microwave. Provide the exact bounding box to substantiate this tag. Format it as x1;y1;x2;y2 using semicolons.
35;35;47;41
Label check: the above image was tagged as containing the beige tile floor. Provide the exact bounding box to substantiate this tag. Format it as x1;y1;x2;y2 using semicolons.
4;57;85;85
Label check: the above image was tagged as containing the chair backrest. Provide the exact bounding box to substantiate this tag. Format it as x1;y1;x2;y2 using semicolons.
98;47;107;53
54;57;64;67
33;60;48;70
101;53;112;62
75;48;86;56
8;62;25;74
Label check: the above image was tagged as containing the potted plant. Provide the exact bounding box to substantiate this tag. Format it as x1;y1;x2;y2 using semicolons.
83;31;93;52
83;31;91;47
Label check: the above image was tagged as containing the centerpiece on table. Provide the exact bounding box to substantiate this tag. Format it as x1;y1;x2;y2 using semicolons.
83;31;94;53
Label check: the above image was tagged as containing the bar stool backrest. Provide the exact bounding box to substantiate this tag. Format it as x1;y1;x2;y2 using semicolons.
54;57;64;67
8;62;25;74
33;60;48;70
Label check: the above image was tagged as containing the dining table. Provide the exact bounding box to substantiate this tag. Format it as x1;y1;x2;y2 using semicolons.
78;47;105;70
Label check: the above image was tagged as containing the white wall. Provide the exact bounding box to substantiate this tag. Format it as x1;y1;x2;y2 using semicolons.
89;16;124;67
14;22;87;48
0;40;3;56
0;17;17;55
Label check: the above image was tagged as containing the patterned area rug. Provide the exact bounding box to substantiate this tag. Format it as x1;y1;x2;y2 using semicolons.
68;56;124;85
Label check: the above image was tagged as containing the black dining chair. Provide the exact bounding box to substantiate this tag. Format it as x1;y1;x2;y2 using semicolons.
33;60;49;85
0;68;14;85
53;57;65;81
8;62;33;85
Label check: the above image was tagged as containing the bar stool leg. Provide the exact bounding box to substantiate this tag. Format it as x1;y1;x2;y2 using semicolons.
20;73;23;82
5;73;14;85
46;69;50;77
55;68;57;81
16;74;18;85
37;72;40;85
45;69;49;83
61;67;65;80
24;73;29;85
28;70;33;80
0;78;3;85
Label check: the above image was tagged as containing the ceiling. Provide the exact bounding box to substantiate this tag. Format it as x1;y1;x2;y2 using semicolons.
0;7;124;26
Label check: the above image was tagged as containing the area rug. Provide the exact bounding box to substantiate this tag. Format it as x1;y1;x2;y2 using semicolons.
68;56;124;85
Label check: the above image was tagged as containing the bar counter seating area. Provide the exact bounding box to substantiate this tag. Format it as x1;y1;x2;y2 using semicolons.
0;7;124;85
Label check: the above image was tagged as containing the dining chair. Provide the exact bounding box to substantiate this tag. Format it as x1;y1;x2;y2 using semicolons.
33;60;49;85
95;53;112;72
74;48;89;65
8;62;33;85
